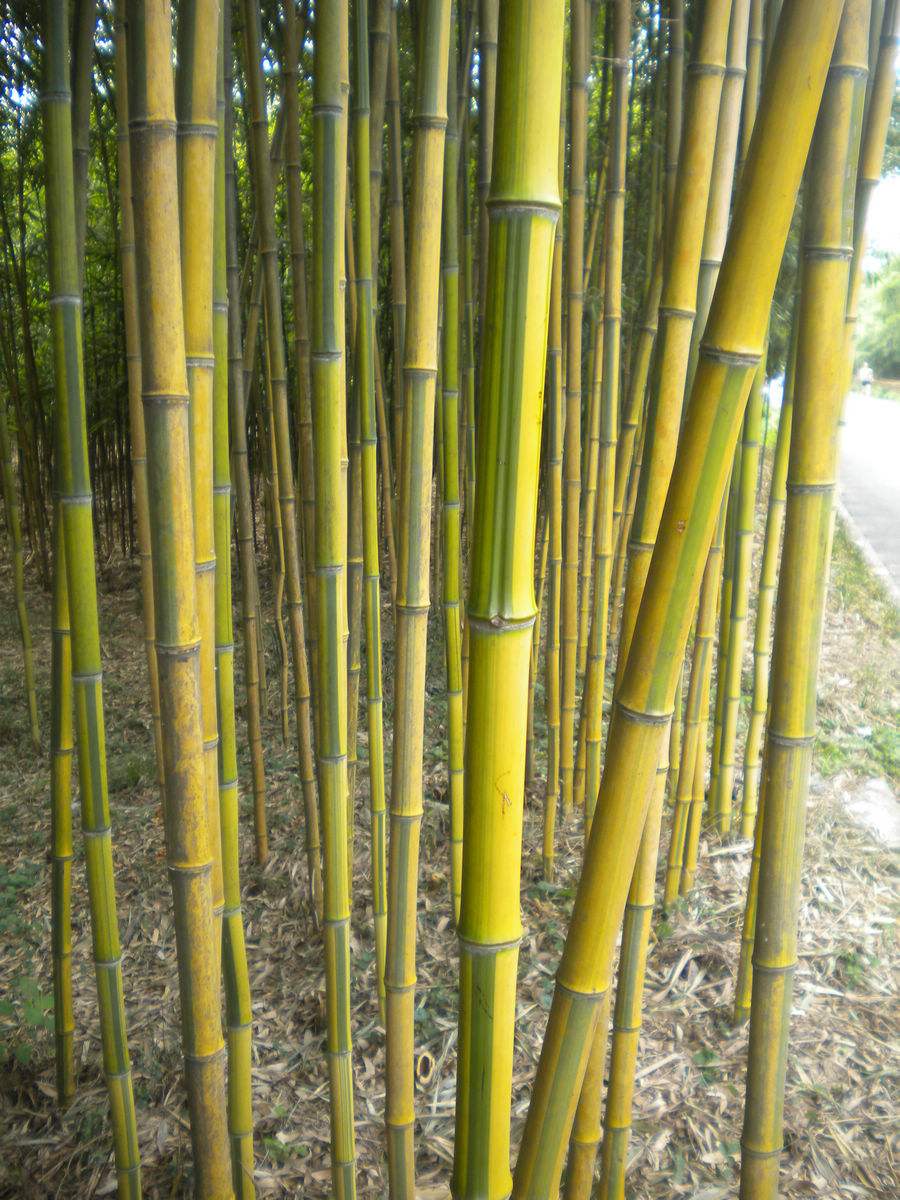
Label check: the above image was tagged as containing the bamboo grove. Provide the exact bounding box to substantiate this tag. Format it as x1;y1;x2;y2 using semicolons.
0;0;896;1196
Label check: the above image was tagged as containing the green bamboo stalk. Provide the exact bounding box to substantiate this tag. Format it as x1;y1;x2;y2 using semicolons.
113;8;164;796
439;10;465;925
708;447;740;826
560;0;590;817
282;0;318;726
215;5;254;1190
564;7;631;1193
664;499;727;905
351;0;389;1018
574;300;604;695
511;6;844;1192
47;504;74;1106
242;0;322;921
177;0;225;988
0;401;39;748
346;209;363;895
312;5;356;1195
476;0;499;327
387;4;408;481
590;13;734;1187
738;328;794;841
542;67;566;882
710;355;764;832
43;3;141;1191
740;8;869;1193
578;0;630;833
224;39;268;867
385;4;451;1193
615;0;731;683
71;0;96;284
452;7;563;1198
527;511;550;788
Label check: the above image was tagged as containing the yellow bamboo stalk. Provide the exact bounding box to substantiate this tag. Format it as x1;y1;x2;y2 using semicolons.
281;0;318;724
615;0;731;683
511;6;844;1191
177;0;225;988
564;8;632;1193
740;8;869;1193
312;6;356;1194
452;8;564;1198
664;500;726;906
385;4;451;1192
126;0;234;1189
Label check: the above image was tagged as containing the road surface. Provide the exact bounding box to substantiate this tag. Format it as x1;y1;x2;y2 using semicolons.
838;390;900;602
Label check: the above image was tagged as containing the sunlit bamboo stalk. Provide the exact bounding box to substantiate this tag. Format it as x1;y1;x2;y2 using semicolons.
126;1;232;1189
453;7;563;1198
177;0;225;987
740;9;869;1193
511;7;843;1192
564;7;631;1193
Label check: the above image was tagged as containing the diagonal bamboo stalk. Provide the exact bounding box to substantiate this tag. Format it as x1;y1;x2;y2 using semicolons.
511;6;844;1193
565;11;632;1191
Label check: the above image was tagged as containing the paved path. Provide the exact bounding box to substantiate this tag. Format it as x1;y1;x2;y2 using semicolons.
838;390;900;602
